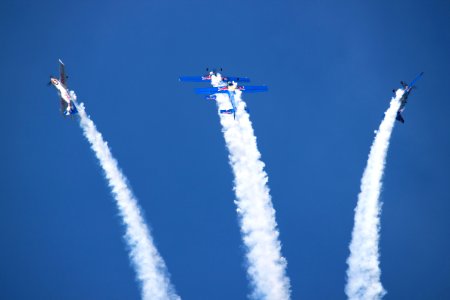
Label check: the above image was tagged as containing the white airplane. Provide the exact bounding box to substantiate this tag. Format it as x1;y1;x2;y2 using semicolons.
49;59;77;116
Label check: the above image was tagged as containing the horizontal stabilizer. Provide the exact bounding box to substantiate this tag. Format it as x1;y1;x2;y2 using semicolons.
396;111;405;123
63;101;78;116
70;105;78;115
220;109;235;115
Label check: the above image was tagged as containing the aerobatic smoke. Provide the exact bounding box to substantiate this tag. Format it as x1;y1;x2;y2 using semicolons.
71;92;180;300
345;90;403;300
212;77;291;300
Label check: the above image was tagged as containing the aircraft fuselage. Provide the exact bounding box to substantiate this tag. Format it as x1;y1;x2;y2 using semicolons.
50;78;71;104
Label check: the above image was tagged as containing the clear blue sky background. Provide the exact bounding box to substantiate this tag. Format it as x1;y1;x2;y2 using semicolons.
1;0;449;299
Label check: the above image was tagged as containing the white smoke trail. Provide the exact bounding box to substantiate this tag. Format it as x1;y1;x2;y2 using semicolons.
71;92;180;300
212;80;291;300
346;90;403;300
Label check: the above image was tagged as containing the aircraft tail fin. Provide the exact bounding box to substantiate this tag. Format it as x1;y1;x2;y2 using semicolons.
396;111;405;123
220;109;235;115
64;102;78;116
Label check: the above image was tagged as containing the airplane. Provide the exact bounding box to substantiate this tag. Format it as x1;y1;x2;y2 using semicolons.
48;59;78;116
179;68;250;83
393;72;424;123
195;81;268;119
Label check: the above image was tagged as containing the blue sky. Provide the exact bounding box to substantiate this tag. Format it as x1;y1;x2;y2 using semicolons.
1;0;449;299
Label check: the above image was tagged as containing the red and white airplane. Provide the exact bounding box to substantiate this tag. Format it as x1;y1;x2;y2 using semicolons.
49;59;77;116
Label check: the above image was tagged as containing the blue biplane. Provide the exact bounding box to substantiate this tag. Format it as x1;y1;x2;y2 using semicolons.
180;70;267;119
394;72;424;123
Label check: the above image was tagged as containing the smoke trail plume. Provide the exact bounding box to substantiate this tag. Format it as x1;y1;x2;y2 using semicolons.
212;79;291;300
346;90;403;300
71;92;180;300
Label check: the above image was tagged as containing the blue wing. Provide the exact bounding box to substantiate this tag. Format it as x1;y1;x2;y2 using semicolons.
240;85;268;93
195;87;228;94
179;76;211;82
222;76;251;83
409;72;424;87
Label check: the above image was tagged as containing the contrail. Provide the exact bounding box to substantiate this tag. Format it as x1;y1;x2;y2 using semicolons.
212;77;291;300
346;90;403;300
71;92;180;300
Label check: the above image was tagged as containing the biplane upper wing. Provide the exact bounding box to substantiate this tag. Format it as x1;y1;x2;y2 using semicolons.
180;75;251;83
179;76;212;82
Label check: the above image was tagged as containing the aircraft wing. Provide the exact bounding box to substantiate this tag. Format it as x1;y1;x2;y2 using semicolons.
60;99;68;113
179;76;211;82
222;76;251;83
239;85;268;93
195;87;228;94
409;72;424;87
59;59;67;87
180;75;251;83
